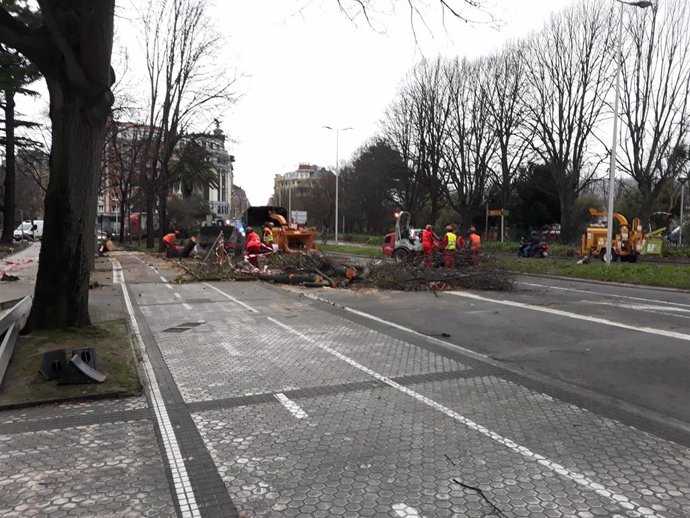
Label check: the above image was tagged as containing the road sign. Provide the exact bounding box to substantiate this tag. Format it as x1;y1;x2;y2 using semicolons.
487;209;503;216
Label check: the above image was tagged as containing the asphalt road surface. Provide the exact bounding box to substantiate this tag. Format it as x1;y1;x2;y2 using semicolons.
2;250;689;518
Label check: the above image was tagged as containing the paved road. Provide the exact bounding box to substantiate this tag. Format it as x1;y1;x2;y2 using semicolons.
1;252;689;517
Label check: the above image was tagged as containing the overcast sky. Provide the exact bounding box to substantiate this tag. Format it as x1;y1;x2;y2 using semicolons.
201;0;576;205
15;0;575;206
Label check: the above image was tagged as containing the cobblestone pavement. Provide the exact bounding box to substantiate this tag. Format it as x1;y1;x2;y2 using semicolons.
3;250;690;517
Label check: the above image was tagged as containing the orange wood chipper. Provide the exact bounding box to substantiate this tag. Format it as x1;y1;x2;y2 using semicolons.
245;206;317;252
580;208;647;262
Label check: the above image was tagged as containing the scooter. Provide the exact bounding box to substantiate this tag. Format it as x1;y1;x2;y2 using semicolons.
518;240;549;258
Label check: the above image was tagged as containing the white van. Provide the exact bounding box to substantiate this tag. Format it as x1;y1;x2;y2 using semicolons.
13;220;44;241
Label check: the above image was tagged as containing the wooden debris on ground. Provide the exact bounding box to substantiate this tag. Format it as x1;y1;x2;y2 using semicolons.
170;249;513;292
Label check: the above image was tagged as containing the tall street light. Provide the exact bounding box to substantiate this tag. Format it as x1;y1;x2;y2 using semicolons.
605;0;653;264
680;176;687;248
323;125;352;244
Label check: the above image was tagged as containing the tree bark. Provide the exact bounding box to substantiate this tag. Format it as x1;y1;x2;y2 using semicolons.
145;188;155;248
26;84;108;330
1;89;15;244
17;0;116;331
559;189;577;244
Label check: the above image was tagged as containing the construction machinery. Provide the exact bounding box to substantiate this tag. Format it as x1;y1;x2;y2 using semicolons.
382;211;425;263
245;206;317;252
580;208;648;262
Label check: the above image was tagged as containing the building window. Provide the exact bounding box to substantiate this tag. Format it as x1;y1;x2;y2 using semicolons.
98;205;104;213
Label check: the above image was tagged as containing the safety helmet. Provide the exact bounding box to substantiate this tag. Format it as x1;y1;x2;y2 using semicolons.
469;226;476;233
246;227;253;233
425;224;433;231
446;225;453;231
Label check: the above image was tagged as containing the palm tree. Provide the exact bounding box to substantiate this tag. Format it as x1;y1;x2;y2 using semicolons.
0;0;41;244
169;139;219;200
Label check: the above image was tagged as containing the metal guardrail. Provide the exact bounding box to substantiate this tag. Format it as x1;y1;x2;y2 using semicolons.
0;296;32;387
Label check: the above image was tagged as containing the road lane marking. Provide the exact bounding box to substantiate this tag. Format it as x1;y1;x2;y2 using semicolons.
266;315;664;518
275;393;309;419
589;301;690;320
165;284;174;290
174;292;181;299
160;276;168;283
203;283;260;313
519;281;690;309
182;303;192;310
449;291;690;343
110;259;200;517
393;503;424;517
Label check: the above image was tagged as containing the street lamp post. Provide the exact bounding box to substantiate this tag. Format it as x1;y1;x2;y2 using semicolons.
680;177;687;248
605;0;653;265
323;125;352;245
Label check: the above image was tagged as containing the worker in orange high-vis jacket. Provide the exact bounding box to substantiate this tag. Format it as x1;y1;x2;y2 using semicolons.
468;226;481;266
422;224;436;267
442;225;457;268
162;230;180;257
245;227;262;267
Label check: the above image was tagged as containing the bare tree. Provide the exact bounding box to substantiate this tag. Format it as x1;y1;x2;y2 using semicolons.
484;43;531;209
523;0;615;242
618;0;690;226
139;0;235;248
381;95;427;216
390;57;452;224
101;121;152;242
443;57;496;226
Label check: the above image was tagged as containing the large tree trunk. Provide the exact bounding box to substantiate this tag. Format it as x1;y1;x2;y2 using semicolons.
145;188;155;248
558;189;578;244
158;190;168;252
639;184;654;230
118;195;127;243
26;87;107;330
1;89;16;244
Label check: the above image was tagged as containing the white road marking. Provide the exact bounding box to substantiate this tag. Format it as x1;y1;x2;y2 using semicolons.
203;283;260;313
449;291;690;343
266;316;664;518
519;281;690;309
275;393;309;419
195;284;669;516
174;292;181;299
589;301;690;320
392;503;424;517
182;303;192;310
165;284;174;290
110;259;200;517
160;276;168;283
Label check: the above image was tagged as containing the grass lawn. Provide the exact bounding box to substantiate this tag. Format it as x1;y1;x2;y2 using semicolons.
494;255;690;290
0;319;141;409
319;243;386;258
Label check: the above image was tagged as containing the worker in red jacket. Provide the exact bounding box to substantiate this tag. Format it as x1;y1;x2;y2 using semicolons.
245;227;262;267
162;230;180;257
422;224;436;267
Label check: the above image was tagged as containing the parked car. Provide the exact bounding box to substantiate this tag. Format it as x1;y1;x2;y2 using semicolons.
14;220;44;241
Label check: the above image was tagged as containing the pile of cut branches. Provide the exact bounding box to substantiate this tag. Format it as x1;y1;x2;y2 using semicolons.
358;261;513;292
172;250;513;292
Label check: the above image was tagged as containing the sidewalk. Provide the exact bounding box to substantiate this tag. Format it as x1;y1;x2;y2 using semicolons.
0;248;179;518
